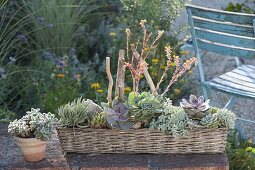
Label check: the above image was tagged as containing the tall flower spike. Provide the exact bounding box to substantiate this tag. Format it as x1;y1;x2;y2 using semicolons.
156;46;173;90
140;19;147;50
125;29;131;60
144;30;165;60
161;56;197;96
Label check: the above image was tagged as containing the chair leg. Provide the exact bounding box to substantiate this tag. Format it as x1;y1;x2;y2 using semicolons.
202;85;208;100
224;96;236;109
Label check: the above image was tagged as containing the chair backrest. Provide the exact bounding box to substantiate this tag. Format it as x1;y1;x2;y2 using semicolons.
186;4;255;59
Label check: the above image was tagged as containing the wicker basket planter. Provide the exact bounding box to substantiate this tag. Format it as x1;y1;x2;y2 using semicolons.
57;127;228;154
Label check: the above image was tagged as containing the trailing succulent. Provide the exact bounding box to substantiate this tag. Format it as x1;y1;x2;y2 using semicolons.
58;97;103;128
150;102;189;137
128;92;164;122
102;99;132;129
8;108;57;141
180;94;210;120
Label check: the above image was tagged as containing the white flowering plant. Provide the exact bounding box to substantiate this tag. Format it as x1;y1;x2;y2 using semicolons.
8;108;58;141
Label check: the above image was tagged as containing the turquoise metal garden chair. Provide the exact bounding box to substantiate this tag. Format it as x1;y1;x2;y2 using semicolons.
185;4;255;126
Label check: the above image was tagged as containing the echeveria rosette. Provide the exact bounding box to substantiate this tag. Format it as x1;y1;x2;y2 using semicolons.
200;107;236;129
180;94;210;120
102;101;132;129
128;92;164;122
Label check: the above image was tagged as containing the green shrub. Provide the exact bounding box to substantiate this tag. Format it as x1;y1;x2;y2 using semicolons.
227;130;255;170
0;108;16;123
225;0;255;14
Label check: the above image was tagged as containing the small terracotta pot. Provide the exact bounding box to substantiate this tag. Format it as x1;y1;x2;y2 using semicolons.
14;137;47;162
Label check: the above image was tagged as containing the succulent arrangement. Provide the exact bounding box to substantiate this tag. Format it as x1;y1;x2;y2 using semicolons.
55;20;236;139
8;108;57;141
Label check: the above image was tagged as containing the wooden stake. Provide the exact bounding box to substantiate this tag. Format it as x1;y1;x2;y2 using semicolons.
115;50;125;101
106;57;113;105
144;68;158;95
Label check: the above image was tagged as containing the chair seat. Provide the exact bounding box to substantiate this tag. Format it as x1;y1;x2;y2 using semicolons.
204;65;255;99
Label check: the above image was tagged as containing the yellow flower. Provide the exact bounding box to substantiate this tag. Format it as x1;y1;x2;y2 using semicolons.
180;50;189;55
91;82;100;89
169;63;175;67
161;65;166;69
145;47;150;52
56;73;65;78
96;89;104;93
152;58;159;64
174;88;181;95
150;20;154;24
124;87;132;94
109;32;116;37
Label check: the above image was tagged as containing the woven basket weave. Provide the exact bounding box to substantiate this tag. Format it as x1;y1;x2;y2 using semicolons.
57;127;228;154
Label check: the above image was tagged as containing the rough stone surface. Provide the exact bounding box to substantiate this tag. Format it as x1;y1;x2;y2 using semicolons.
67;153;228;170
0;123;228;170
0;124;69;170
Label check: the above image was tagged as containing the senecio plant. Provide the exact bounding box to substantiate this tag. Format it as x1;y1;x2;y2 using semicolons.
8;108;57;141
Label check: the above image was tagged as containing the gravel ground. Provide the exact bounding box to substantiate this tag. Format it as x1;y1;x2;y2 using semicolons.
175;0;255;141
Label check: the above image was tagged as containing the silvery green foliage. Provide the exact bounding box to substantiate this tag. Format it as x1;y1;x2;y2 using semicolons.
150;105;189;138
8;108;57;141
200;108;236;129
217;108;236;129
58;97;102;127
128;92;164;121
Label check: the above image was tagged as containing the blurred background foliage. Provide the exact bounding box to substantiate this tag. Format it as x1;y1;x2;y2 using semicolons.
225;0;255;14
0;0;190;118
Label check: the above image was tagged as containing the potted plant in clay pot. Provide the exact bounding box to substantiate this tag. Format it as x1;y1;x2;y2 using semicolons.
8;108;57;162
